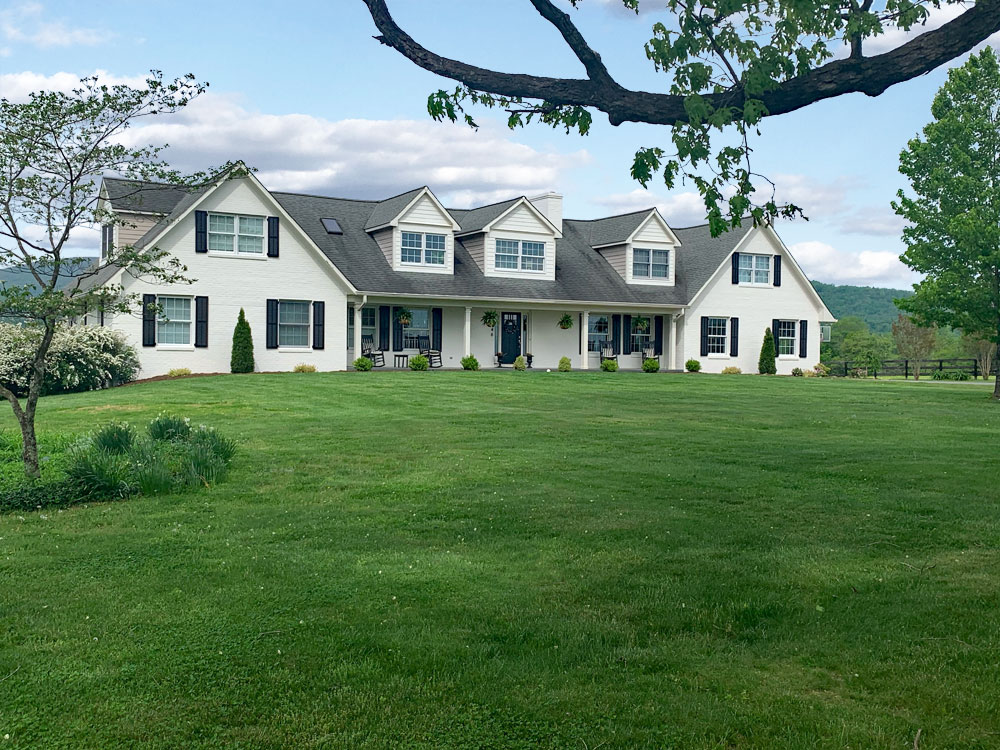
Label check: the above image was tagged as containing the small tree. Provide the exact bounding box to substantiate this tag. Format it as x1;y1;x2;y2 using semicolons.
843;331;892;376
963;333;997;381
230;308;255;374
891;314;936;380
0;72;229;478
758;328;777;374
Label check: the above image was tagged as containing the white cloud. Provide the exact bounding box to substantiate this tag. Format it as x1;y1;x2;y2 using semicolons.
112;92;590;205
789;240;917;288
0;70;147;102
1;3;112;49
594;188;709;226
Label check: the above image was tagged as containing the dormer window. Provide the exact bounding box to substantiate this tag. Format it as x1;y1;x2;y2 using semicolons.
738;253;771;285
496;239;545;272
633;248;670;279
209;213;265;255
401;231;446;266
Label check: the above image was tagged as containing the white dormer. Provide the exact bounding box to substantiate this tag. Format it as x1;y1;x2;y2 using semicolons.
367;187;460;275
460;197;562;281
595;209;680;286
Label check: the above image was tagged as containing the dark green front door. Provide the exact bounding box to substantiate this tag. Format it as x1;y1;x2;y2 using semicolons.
500;312;521;364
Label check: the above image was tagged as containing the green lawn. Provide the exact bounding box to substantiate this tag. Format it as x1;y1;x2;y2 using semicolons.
1;372;998;749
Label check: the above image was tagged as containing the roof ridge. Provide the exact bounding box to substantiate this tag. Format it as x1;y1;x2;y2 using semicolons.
575;207;655;223
271;190;381;205
448;195;522;214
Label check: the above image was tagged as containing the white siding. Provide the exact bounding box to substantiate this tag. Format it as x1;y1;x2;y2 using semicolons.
112;177;351;377
483;202;558;281
399;193;453;227
684;227;827;374
632;214;675;244
393;221;455;274
492;203;551;235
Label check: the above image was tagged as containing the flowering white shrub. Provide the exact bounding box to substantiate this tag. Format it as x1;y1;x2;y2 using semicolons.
0;323;139;396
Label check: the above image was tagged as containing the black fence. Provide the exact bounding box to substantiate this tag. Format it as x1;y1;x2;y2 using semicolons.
833;357;997;379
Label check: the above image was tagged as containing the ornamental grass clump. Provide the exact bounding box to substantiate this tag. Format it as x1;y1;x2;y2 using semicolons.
148;414;190;442
600;359;619;372
409;354;430;371
642;358;660;373
461;355;480;371
353;357;373;371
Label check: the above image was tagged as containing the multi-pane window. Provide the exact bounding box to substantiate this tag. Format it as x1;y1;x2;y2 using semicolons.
776;320;797;356
588;315;609;352
706;317;728;354
401;232;446;265
633;248;670;279
631;317;651;353
738;253;771;284
347;306;378;347
157;296;191;345
208;213;264;255
495;239;545;272
278;301;310;347
403;308;430;349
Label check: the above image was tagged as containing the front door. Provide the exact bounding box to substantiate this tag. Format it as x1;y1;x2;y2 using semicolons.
500;312;522;364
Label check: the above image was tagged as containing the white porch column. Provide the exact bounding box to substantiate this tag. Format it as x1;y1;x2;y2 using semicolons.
463;306;472;356
353;304;363;359
672;314;682;370
580;311;589;370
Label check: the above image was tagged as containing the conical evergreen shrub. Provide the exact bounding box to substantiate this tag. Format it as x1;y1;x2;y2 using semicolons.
758;327;777;375
231;308;255;374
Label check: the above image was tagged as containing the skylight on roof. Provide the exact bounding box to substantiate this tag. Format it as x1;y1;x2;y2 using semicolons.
321;218;343;234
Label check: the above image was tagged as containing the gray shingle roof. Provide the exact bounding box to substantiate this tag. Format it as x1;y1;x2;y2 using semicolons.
585;209;653;247
102;178;194;215
362;187;425;231
98;177;752;306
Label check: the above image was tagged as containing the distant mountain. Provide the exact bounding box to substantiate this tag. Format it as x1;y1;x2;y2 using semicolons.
0;259;93;291
811;281;913;333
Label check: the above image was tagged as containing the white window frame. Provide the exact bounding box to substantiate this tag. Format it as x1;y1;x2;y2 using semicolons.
156;295;193;349
706;316;729;356
208;212;266;257
632;248;670;279
820;323;832;343
278;300;311;349
494;238;546;273
776;320;797;357
400;231;447;267
629;316;652;354
588;314;609;352
738;253;771;286
348;306;378;348
402;307;431;349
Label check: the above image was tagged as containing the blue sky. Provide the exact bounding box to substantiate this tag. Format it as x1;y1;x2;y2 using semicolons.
0;0;984;287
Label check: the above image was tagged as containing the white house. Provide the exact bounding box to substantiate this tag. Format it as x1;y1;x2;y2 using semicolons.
87;169;835;376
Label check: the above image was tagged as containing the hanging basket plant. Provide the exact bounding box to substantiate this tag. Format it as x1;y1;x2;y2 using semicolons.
633;316;650;332
394;307;413;326
481;310;499;328
557;313;574;330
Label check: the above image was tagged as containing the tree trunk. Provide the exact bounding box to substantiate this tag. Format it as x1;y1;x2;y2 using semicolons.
18;411;40;479
1;322;57;479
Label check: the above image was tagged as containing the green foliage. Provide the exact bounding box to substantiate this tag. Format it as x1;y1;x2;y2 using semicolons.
557;356;572;372
91;421;135;454
293;363;317;373
409;354;430;371
932;369;972;381
394;307;413;325
148;414;191;442
557;313;574;329
842;331;892;372
0;478;82;513
480;310;499;328
600;359;619;372
685;359;701;372
721;366;742;375
65;443;133;500
811;282;912;333
460;355;480;371
791;367;804;377
513;355;527;371
758;328;777;375
894;48;1000;396
642;358;660;373
167;367;192;378
230;308;255;374
353;357;374;372
814;363;831;378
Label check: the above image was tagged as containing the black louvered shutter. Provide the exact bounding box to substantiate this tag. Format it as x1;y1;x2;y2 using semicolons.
799;320;807;359
772;319;780;354
195;210;207;253
773;255;782;286
378;306;390;350
142;294;156;347
195;296;208;348
432;308;443;350
654;315;664;355
392;307;403;351
730;317;739;357
731;253;740;284
267;217;279;258
611;314;621;354
700;316;709;357
622;315;632;355
266;299;279;349
312;301;325;349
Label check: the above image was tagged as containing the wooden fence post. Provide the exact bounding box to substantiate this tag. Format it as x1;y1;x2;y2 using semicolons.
905;360;909;379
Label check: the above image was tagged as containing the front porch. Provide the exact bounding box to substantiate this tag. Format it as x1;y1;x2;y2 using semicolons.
346;300;685;371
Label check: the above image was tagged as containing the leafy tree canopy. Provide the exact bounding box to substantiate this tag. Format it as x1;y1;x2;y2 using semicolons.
363;0;1000;235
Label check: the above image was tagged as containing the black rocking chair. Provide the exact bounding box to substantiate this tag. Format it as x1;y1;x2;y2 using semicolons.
417;335;443;368
361;334;385;368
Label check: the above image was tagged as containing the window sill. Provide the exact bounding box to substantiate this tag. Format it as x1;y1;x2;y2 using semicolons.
737;282;772;288
157;345;194;351
778;355;799;360
707;353;731;359
208;252;267;261
278;347;313;353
